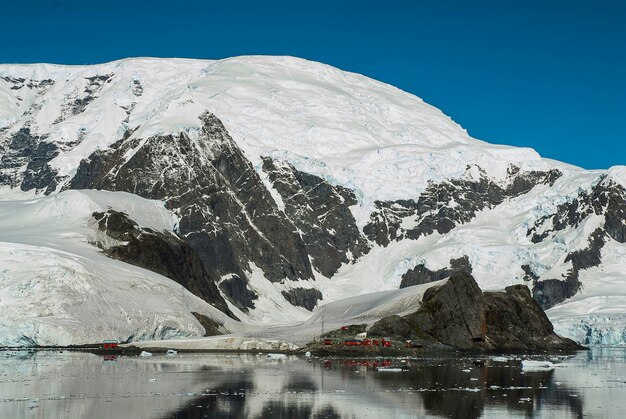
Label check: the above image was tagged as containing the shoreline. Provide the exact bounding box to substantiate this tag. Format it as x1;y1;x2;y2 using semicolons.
0;343;588;358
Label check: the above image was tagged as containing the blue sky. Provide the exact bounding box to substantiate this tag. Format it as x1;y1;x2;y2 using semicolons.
1;0;624;169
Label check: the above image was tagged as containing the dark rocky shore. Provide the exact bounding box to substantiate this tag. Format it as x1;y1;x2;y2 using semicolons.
302;272;583;356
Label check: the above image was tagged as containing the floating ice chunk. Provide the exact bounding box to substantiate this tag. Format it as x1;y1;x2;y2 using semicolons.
267;353;287;360
166;349;177;356
491;356;510;363
378;367;403;372
521;360;554;371
140;351;153;357
304;351;312;357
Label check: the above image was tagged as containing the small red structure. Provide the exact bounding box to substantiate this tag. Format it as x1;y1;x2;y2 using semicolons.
323;338;333;346
102;339;119;349
340;326;349;331
381;338;392;348
360;338;371;346
344;339;360;346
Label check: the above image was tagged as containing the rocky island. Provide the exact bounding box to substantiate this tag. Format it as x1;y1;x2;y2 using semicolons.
302;272;581;356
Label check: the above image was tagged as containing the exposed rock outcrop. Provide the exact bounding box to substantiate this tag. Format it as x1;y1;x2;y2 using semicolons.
191;312;223;337
526;176;625;312
0;127;59;194
400;256;472;288
71;113;315;311
93;209;236;320
364;166;562;246
262;157;370;277
368;315;412;339
533;228;607;309
281;288;323;311
405;272;486;349
372;272;580;351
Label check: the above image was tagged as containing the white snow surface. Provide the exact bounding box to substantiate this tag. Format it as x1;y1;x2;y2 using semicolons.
131;280;438;350
0;56;557;207
1;56;625;347
548;240;626;345
0;190;237;346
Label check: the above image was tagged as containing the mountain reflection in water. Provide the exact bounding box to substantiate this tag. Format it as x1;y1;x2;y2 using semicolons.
1;348;625;418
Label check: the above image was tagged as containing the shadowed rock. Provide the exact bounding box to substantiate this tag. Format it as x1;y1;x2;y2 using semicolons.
262;157;370;277
373;272;580;351
364;166;562;246
533;228;607;309
191;312;223;336
71;113;315;311
368;315;412;339
400;256;472;288
406;272;485;349
93;210;236;320
281;288;323;311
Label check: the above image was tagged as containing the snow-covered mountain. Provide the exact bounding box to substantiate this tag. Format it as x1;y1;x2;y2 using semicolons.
1;56;625;346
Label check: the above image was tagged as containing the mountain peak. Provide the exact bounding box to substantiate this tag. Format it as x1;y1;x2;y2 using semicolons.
1;56;560;202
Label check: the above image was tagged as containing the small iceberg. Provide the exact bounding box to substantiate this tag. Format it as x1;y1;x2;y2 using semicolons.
166;349;177;357
140;351;153;357
377;367;404;372
521;360;555;371
267;353;287;360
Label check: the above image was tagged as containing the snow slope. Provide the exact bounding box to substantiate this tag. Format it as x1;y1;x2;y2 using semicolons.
548;240;626;345
0;56;557;206
132;281;438;350
0;190;237;346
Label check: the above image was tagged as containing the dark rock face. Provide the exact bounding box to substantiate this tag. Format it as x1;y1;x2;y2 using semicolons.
532;279;580;311
219;276;258;312
21;141;60;193
533;228;607;309
0;128;59;194
1;76;54;91
368;315;412;339
565;228;606;271
406;272;486;349
376;272;580;351
521;264;540;282
482;285;575;351
528;177;626;245
400;256;472;288
281;288;323;311
93;210;236;320
365;166;562;246
262;157;370;277
71;112;315;311
525;177;626;308
191;312;223;336
56;74;113;122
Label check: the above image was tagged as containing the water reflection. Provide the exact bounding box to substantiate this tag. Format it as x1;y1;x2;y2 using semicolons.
3;348;626;418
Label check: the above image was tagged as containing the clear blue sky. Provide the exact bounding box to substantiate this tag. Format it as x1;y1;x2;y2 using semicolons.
2;0;624;169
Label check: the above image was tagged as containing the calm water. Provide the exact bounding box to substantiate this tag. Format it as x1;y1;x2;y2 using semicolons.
1;348;625;418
